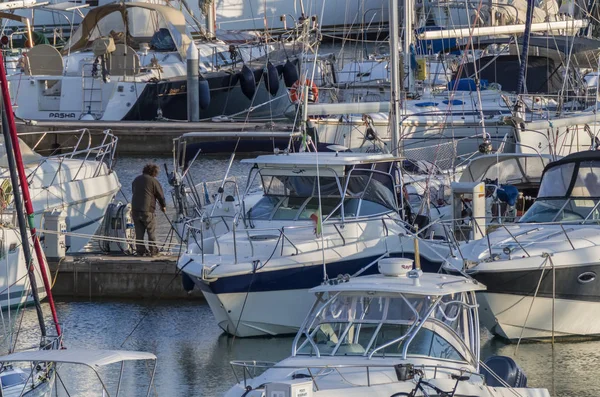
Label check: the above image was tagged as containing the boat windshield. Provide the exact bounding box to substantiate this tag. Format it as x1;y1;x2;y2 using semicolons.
248;169;397;221
520;161;600;223
294;292;473;363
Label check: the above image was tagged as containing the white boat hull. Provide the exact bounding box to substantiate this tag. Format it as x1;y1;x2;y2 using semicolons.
0;228;50;309
479;292;600;340
203;289;313;337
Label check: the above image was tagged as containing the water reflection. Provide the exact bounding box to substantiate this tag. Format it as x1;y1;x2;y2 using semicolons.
2;298;600;395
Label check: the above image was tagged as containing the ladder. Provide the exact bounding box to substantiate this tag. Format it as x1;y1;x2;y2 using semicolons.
81;63;104;117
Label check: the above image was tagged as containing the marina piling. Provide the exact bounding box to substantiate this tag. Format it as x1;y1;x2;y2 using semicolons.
187;41;200;122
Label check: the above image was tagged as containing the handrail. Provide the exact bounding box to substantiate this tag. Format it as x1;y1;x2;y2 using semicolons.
185;214;405;267
229;360;484;388
18;129;117;184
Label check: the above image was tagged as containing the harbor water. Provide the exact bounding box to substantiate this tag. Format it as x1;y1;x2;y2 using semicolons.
1;155;598;396
5;299;600;396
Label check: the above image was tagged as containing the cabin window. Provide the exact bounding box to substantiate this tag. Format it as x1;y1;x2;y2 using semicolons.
261;175;341;197
298;197;347;220
345;171;396;211
520;198;600;223
297;293;467;362
1;372;27;388
247;196;279;220
572;162;600;197
272;197;310;220
538;163;575;198
41;80;61;97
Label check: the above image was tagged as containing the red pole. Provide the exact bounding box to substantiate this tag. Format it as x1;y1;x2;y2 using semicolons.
0;53;61;337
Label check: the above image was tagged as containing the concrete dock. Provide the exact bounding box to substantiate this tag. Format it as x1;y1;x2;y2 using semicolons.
49;253;204;301
17;119;296;155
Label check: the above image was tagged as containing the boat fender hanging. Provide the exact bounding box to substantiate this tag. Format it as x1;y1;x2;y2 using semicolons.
181;272;195;292
282;59;299;88
198;74;210;110
276;63;284;76
289;79;318;104
239;64;256;100
253;68;263;86
263;61;280;96
221;72;239;90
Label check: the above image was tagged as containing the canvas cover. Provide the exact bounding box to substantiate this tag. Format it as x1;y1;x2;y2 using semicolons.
63;2;191;59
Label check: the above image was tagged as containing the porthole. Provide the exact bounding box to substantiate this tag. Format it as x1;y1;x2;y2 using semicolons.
578;272;596;284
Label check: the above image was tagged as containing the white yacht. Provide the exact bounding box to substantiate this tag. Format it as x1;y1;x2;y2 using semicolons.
444;150;600;340
225;261;550;396
177;151;452;337
0;129;119;308
11;129;120;253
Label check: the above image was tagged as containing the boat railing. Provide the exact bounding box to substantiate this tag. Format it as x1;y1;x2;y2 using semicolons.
19;128;118;181
185;214;398;267
436;215;585;264
515;92;598;119
229;360;486;390
13;332;62;354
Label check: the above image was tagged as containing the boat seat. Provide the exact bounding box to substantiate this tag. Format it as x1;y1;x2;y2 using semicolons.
23;44;63;76
108;44;140;76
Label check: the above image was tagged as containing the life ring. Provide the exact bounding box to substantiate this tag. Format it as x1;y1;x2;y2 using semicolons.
289;79;318;104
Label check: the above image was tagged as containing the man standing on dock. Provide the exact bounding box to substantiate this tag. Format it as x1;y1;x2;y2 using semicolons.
132;164;166;256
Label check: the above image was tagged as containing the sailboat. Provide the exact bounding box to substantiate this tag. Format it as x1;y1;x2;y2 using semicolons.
7;2;303;122
0;49;61;396
303;5;597;159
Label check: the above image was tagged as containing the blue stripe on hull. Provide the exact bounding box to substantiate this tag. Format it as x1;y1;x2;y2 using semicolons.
197;253;441;294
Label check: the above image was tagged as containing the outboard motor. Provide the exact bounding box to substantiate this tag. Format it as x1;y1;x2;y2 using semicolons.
481;356;528;388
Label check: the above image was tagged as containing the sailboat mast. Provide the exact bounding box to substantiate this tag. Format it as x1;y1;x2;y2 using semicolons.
389;0;402;156
0;53;61;337
403;0;414;93
516;0;535;95
0;94;46;337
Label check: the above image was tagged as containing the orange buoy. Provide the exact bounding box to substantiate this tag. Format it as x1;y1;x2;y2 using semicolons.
289;79;318;103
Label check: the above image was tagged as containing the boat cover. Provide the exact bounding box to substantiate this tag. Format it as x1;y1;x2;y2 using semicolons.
0;349;156;367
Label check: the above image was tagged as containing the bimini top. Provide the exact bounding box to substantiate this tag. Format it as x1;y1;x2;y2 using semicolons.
0;349;156;368
64;2;191;58
311;272;485;296
241;152;401;167
460;153;555;186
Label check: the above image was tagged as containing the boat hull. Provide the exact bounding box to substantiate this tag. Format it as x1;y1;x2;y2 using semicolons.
124;63;295;122
479;292;600;340
192;252;443;337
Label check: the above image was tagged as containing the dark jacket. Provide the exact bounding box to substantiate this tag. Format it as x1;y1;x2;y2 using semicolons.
132;174;166;213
